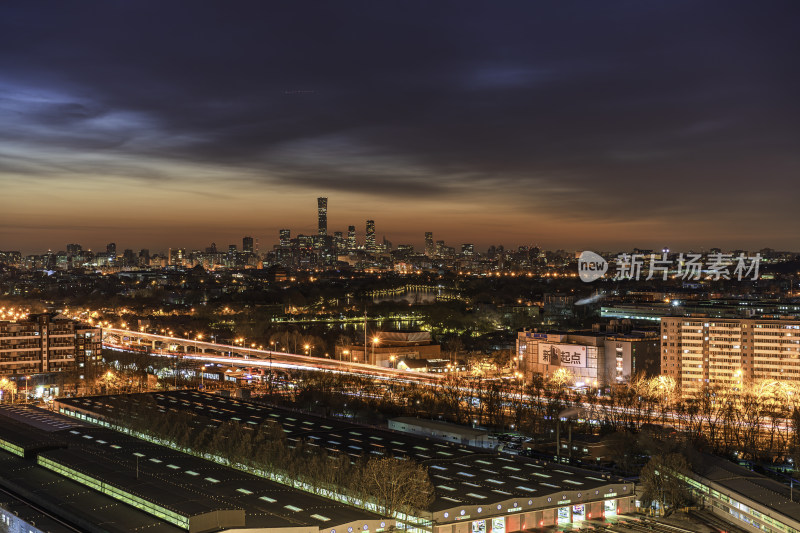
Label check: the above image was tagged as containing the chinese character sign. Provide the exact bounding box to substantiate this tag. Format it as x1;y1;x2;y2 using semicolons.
540;343;587;367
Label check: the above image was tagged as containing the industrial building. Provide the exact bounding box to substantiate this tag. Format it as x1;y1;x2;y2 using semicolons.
388;417;494;449
55;391;637;531
679;453;800;533
0;404;392;533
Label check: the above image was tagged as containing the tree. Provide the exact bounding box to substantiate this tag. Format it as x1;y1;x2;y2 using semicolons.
0;377;17;402
360;457;434;517
638;453;693;516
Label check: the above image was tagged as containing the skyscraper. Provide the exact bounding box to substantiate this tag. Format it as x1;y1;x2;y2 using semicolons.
365;220;376;251
347;225;356;250
317;197;328;236
106;242;116;257
424;232;434;257
242;236;254;253
279;229;291;248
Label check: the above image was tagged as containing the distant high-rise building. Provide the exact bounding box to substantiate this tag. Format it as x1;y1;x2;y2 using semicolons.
318;197;328;236
242;236;254;253
425;232;434;257
66;244;82;256
122;249;136;266
138;249;150;263
333;231;344;252
365;220;376;251
169;248;186;266
347;226;356;250
461;244;474;256
279;229;291;248
106;242;116;257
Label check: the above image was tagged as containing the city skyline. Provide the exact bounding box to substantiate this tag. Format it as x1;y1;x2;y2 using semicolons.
2;2;799;253
6;193;797;257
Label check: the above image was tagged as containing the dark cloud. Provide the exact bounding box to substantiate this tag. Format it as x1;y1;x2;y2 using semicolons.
1;1;799;249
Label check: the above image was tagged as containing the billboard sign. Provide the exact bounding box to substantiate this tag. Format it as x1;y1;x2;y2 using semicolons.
540;343;586;367
491;518;505;533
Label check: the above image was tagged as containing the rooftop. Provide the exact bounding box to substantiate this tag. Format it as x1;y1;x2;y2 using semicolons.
2;404;389;531
58;391;629;513
692;454;800;525
390;417;490;439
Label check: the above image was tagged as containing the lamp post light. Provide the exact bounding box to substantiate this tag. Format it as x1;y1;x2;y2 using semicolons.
372;336;380;365
105;370;114;395
200;365;206;389
24;375;30;403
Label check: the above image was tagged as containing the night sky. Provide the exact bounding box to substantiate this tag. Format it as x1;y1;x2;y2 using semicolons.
1;1;798;254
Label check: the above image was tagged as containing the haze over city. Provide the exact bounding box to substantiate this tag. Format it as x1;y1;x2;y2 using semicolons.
2;1;799;253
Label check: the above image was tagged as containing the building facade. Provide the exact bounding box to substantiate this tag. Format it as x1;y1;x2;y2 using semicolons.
516;330;660;387
366;219;376;251
335;331;441;366
389;417;494;448
0;314;101;379
317;196;328;236
661;316;800;396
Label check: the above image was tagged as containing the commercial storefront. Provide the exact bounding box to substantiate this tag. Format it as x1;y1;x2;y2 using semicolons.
432;485;635;533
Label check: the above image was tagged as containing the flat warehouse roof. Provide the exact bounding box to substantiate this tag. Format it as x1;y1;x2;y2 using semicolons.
0;450;183;533
0;404;85;432
693;454;800;524
0;412;66;456
390;417;489;438
36;415;389;529
58;392;628;512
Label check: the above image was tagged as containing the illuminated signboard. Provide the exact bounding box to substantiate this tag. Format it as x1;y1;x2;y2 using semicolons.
491;518;505;533
472;520;486;533
539;343;586;367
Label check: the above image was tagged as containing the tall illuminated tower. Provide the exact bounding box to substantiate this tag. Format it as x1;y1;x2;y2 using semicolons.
425;232;434;257
366;220;376;251
347;225;356;250
317;197;328;236
242;236;254;253
279;229;291;248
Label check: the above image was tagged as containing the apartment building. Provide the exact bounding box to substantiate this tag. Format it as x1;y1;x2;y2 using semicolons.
0;313;101;378
661;316;800;396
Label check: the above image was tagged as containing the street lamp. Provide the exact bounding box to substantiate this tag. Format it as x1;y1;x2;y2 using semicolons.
24;375;30;403
372;336;380;365
105;370;114;394
304;343;310;355
390;354;396;369
200;365;206;389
